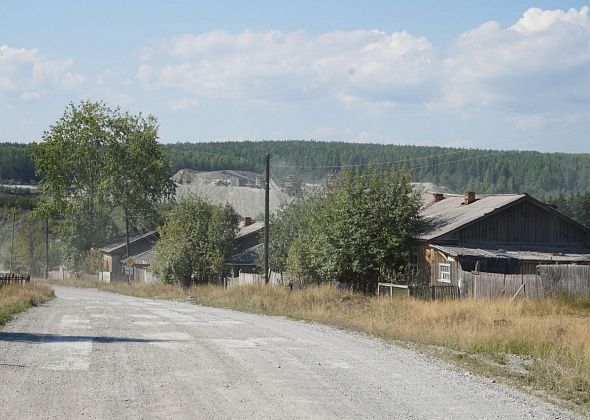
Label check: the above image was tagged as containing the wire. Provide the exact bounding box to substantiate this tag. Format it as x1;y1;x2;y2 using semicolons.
268;122;590;171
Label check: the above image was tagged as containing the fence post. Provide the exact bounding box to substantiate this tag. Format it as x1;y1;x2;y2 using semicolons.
431;285;435;301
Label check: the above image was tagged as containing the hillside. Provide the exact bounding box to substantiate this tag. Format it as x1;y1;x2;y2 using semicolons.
2;141;590;199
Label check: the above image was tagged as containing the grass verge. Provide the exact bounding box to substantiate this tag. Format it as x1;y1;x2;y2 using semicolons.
0;283;54;327
43;279;590;414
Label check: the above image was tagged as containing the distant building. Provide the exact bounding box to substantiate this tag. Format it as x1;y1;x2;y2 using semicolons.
226;218;265;276
414;192;590;288
98;231;159;282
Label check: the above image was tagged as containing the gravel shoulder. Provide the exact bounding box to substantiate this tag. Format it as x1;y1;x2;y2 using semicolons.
0;286;580;419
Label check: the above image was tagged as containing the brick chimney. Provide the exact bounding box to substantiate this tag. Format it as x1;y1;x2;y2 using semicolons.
463;191;476;205
243;217;253;227
432;193;445;202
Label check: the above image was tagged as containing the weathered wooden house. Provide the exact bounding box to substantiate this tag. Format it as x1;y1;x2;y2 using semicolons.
415;192;590;289
98;231;159;282
226;218;264;275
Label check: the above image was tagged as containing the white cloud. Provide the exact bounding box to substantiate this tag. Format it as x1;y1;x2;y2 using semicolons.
444;6;590;112
0;44;84;101
138;29;438;106
165;97;200;111
307;127;386;143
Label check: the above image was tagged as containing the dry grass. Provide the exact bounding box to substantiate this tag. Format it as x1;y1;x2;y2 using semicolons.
0;283;54;326
189;284;590;411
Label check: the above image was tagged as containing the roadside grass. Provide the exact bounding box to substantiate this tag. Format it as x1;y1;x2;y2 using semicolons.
0;283;54;327
42;278;590;413
189;283;590;412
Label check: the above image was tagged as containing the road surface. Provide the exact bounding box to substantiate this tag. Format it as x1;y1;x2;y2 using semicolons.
0;286;578;419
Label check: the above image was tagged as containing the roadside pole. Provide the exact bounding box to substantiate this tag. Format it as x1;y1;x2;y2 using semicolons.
45;216;49;280
9;207;16;273
125;207;131;284
264;154;270;284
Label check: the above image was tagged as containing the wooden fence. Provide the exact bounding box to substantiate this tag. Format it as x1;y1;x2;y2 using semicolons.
409;284;460;300
224;271;283;288
0;273;31;286
538;265;590;298
460;265;590;299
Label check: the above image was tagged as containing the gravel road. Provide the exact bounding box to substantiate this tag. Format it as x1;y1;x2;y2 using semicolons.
0;286;579;419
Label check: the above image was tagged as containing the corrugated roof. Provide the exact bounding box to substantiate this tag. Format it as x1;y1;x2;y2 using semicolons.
124;249;155;266
418;194;526;240
432;244;590;263
236;221;264;239
99;230;159;254
226;244;261;266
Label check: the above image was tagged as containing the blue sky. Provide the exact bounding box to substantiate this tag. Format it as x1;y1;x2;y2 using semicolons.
1;1;590;152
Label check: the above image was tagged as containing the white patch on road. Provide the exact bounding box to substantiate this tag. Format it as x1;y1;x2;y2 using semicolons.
143;332;191;349
89;314;109;319
207;339;258;349
60;315;91;329
325;361;351;369
175;321;210;327
133;321;170;327
130;314;159;319
41;340;92;371
209;320;245;326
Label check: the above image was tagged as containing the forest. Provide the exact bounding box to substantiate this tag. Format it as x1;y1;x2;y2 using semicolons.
1;140;590;200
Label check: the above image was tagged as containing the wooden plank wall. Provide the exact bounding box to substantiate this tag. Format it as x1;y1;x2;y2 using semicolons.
538;265;590;298
442;200;588;245
461;271;544;299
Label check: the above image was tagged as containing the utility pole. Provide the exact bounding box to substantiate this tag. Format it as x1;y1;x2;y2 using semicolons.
264;154;270;284
45;216;49;280
9;207;16;273
125;207;131;284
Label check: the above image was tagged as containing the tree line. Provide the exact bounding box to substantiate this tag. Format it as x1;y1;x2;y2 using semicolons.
2;140;590;201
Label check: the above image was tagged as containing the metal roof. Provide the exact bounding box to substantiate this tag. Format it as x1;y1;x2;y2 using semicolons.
123;249;155;266
226;244;262;266
236;221;264;239
432;244;590;263
418;194;526;240
99;230;159;254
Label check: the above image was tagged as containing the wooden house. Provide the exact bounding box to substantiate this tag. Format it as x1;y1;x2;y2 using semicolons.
226;218;264;275
414;192;590;288
98;231;159;282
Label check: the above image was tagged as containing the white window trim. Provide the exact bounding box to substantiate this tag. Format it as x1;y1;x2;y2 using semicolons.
438;263;451;283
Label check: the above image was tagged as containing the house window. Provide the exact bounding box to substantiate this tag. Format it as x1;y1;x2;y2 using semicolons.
438;263;451;283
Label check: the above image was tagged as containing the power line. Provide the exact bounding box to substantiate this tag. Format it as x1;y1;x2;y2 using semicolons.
268;123;590;171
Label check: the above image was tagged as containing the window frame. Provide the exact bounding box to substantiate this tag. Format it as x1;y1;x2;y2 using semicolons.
438;262;451;283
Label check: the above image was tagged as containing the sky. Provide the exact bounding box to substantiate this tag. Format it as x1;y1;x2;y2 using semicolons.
1;1;590;152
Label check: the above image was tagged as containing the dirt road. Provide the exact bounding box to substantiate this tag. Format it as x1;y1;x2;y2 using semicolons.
0;286;578;419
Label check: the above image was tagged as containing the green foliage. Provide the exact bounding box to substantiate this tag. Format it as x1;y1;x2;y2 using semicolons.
152;196;240;286
30;101;174;268
267;189;323;273
283;169;423;290
10;214;59;275
0;143;37;184
549;192;590;228
0;186;39;211
163;141;590;200
5;140;590;200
